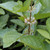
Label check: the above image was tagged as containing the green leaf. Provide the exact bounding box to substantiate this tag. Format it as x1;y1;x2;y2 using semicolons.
23;2;42;18
45;39;50;44
0;8;5;15
11;19;25;28
46;18;50;33
21;47;36;50
13;1;23;12
21;47;28;50
1;0;14;2
18;17;24;22
34;7;50;19
35;13;50;20
20;35;50;50
45;43;50;50
37;29;50;39
32;2;42;16
0;28;10;38
17;27;24;32
20;35;42;50
0;49;2;50
19;0;31;12
13;0;31;12
37;25;47;31
3;28;22;48
10;43;23;49
39;0;50;7
0;1;23;16
34;0;50;19
0;38;3;46
0;14;9;29
21;46;33;50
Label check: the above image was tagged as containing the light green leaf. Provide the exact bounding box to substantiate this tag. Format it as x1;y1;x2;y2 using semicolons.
18;17;24;22
0;14;9;29
13;1;23;12
39;0;50;7
37;29;50;39
37;25;47;31
46;18;50;33
34;7;50;19
0;49;2;50
11;19;25;28
20;35;50;50
35;13;50;20
0;8;5;15
23;2;42;18
0;28;10;38
13;0;31;12
3;28;22;48
0;1;23;16
20;35;42;50
34;0;50;19
18;0;31;12
45;39;50;44
32;2;42;16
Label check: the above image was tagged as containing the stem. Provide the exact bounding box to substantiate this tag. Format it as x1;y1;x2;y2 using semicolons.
28;0;33;50
28;0;32;35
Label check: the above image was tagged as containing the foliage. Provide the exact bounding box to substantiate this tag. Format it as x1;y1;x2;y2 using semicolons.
0;0;50;50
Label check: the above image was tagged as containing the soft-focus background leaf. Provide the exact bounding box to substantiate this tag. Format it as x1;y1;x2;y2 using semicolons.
1;0;14;2
39;0;50;7
46;18;50;33
0;8;5;15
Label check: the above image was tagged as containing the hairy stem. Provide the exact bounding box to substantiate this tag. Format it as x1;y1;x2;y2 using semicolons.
28;0;32;35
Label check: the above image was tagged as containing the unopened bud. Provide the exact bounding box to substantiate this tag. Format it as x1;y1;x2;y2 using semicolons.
32;20;37;24
31;17;35;21
28;22;30;24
